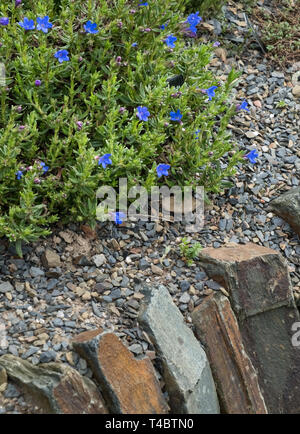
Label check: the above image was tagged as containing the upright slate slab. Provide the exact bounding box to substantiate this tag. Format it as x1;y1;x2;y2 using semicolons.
139;284;220;414
192;293;267;414
197;243;300;414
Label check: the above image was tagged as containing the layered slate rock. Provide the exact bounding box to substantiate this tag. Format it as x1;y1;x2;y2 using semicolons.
41;248;61;268
192;293;267;414
138;284;220;414
72;329;168;414
268;187;300;236
0;354;107;414
197;243;300;414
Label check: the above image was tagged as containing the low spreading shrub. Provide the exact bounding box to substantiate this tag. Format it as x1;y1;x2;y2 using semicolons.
0;0;250;254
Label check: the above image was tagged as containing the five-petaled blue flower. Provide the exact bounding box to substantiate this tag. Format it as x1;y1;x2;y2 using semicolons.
164;34;177;48
160;23;167;30
36;16;53;33
137;106;150;121
113;211;126;225
186;11;202;32
18;17;35;30
84;20;99;34
54;49;70;63
204;85;218;101
170;109;182;122
0;17;9;26
156;164;170;178
98;153;112;169
237;100;249;111
16;170;23;180
245;149;258;164
40;162;49;173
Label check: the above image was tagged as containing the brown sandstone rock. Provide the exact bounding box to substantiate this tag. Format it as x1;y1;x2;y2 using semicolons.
192;293;267;414
72;330;169;414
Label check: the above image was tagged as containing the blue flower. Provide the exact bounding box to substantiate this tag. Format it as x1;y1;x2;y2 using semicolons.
131;42;138;47
36;16;53;33
195;129;201;139
40;162;49;173
170;109;182;122
54;49;70;63
98;153;112;169
18;17;35;30
138;1;149;5
164;34;177;48
16;170;23;180
84;20;99;34
0;17;9;26
186;11;202;32
245;149;258;164
204;85;218;101
213;41;220;47
160;23;168;30
188;24;197;34
237;100;249;111
156;164;170;178
186;11;202;26
113;211;126;225
137;106;150;121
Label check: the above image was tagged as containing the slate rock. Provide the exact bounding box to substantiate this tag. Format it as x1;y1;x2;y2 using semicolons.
268;187;300;236
72;329;168;414
197;243;300;414
0;354;107;414
0;281;13;293
139;284;220;414
41;249;61;268
192;293;267;414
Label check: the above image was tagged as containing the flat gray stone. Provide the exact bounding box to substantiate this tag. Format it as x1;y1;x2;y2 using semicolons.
0;281;13;293
139;284;220;414
268;187;300;236
92;254;106;267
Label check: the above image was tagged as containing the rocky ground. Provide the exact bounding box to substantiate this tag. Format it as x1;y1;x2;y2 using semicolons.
0;1;299;414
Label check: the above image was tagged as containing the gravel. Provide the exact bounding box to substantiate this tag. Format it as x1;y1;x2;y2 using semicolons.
0;3;299;414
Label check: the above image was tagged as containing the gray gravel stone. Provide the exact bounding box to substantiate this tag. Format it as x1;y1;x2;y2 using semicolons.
39;351;57;363
139;258;150;270
0;281;13;293
4;383;21;399
179;280;190;291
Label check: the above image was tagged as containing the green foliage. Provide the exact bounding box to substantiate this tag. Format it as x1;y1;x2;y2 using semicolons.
276;100;287;109
253;0;300;65
0;0;244;249
186;0;226;17
179;237;202;266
